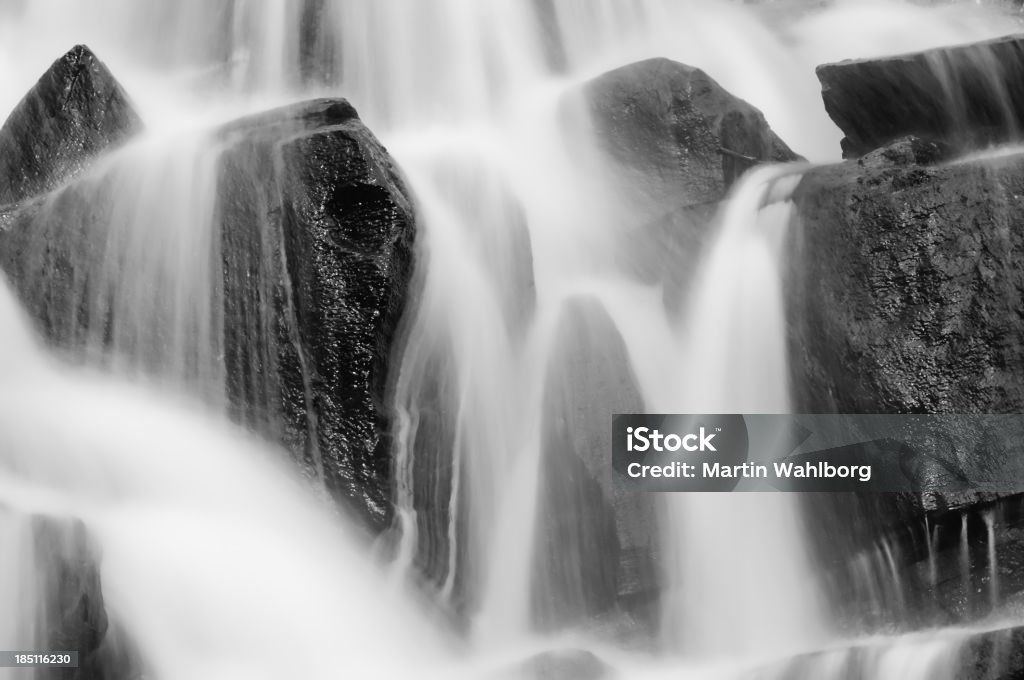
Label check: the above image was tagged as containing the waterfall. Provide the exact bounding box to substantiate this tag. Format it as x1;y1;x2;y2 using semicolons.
658;166;827;659
0;276;448;680
985;511;999;612
1;1;1023;679
8;133;225;389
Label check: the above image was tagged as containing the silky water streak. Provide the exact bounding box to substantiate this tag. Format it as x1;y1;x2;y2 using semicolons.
658;166;827;659
0;275;449;680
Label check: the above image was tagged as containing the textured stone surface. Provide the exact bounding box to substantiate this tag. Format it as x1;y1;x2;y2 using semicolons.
788;139;1024;617
0;83;412;680
788;139;1024;417
0;44;141;205
586;57;797;210
0;48;142;680
0;98;415;530
214;99;415;529
817;34;1024;158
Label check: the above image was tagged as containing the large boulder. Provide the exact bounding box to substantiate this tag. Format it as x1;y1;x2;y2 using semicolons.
214;98;416;529
0;46;143;680
788;136;1024;623
0;45;142;206
0;99;415;530
534;297;657;633
788;137;1024;417
585;57;798;212
585;58;797;316
817;35;1024;158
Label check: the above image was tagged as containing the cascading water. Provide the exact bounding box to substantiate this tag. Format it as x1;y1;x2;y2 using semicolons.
658;166;827;660
0;276;449;680
2;1;1024;679
8;132;226;389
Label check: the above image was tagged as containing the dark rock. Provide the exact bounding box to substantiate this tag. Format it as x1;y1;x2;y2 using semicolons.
817;34;1024;158
214;98;415;529
788;140;1024;418
869;135;952;167
788;139;1024;621
807;493;1024;634
0;98;415;530
960;625;1024;680
586;57;797;211
0;45;142;205
0;179;129;348
915;496;1024;624
584;57;798;319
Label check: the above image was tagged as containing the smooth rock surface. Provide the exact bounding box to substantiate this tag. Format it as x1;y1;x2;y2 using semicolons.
517;649;615;680
817;34;1024;158
536;297;656;632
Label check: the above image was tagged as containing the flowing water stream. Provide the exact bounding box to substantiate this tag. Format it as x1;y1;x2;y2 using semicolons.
0;1;1022;679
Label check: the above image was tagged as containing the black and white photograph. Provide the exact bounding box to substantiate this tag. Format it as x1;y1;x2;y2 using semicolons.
3;1;1024;678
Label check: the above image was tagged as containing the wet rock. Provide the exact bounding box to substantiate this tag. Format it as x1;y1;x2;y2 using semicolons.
32;518;138;680
788;139;1024;418
215;98;416;530
961;625;1024;680
0;98;415;530
817;34;1024;158
753;624;1024;680
788;139;1024;617
0;44;142;205
536;297;657;634
586;57;797;211
917;498;1024;624
810;493;1024;633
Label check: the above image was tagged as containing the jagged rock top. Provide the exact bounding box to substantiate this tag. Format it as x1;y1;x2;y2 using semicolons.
0;44;142;205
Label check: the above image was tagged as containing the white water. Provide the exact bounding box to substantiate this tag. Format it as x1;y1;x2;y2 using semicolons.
0;1;1022;679
0;278;451;680
659;167;826;659
986;511;999;612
